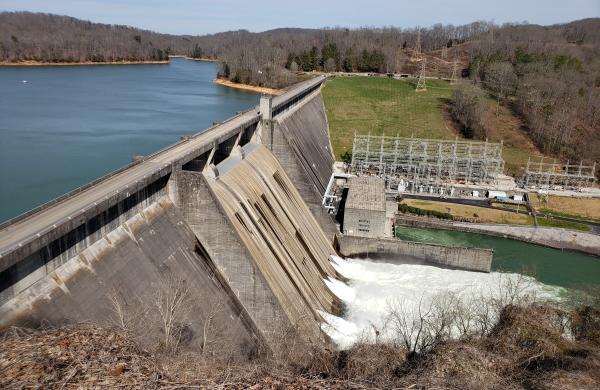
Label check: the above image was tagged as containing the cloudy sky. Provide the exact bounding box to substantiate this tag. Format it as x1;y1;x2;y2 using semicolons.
1;0;598;35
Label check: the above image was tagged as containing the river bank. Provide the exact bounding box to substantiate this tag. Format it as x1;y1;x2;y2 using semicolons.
394;214;600;257
0;60;169;67
213;78;283;95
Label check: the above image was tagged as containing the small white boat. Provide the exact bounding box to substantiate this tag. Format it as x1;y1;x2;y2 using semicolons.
22;80;28;83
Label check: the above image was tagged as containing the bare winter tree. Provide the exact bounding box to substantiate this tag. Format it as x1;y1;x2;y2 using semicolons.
385;297;439;355
106;287;148;336
483;62;517;115
201;296;227;355
153;275;192;352
450;81;487;139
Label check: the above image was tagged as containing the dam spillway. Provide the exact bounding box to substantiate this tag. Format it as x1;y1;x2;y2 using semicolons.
207;144;341;340
0;76;342;352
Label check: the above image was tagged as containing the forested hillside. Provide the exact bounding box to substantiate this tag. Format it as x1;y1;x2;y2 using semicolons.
0;12;188;62
454;19;600;171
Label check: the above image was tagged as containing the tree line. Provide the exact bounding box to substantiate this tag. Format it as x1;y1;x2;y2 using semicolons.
1;12;493;84
0;12;178;62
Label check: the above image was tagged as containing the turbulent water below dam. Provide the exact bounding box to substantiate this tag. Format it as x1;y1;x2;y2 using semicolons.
321;256;565;348
320;227;600;348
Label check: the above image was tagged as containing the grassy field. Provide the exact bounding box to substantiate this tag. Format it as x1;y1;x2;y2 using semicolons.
400;199;533;225
321;76;545;175
529;193;600;221
536;217;591;231
322;76;456;159
400;198;591;231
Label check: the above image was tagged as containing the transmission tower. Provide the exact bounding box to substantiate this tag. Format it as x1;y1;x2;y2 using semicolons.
416;58;427;92
441;46;447;61
450;59;458;85
412;30;422;61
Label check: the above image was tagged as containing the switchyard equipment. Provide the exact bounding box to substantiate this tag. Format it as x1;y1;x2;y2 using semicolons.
350;134;505;194
523;158;597;189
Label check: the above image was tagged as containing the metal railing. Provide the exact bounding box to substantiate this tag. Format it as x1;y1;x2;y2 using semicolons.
0;77;326;231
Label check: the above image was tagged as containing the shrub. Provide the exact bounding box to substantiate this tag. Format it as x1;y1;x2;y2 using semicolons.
398;203;453;220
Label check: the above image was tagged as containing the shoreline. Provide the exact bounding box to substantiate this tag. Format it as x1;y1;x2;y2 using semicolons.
213;78;283;95
0;60;169;67
170;55;220;63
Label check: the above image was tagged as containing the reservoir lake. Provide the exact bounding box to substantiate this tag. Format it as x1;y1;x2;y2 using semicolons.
0;58;258;222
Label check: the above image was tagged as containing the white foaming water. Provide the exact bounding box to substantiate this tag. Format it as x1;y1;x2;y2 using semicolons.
322;256;564;349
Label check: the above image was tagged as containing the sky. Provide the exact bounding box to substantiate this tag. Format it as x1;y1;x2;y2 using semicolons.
1;0;598;35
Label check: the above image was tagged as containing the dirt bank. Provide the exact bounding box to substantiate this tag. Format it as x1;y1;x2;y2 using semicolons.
213;78;283;95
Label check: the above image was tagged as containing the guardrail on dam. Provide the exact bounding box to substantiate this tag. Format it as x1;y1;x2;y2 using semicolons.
0;75;341;352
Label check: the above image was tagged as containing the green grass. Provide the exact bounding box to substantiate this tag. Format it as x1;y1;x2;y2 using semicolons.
539;208;600;224
536;217;591;232
321;76;548;174
322;76;455;159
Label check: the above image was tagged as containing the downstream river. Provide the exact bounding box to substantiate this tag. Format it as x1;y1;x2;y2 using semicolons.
0;58;258;222
395;226;600;290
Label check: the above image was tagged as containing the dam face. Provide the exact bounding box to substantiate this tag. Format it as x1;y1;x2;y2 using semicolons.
0;77;341;352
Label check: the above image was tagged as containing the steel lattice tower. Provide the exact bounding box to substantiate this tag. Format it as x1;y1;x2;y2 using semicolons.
415;58;427;92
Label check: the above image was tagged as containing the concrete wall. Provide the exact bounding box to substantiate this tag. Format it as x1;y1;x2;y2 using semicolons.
335;234;493;272
0;175;169;306
343;209;386;238
395;215;600;257
0;77;340;352
169;169;290;345
0;197;260;353
261;92;338;239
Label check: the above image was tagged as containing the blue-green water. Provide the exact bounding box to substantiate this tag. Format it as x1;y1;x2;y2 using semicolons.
0;58;258;222
395;226;600;290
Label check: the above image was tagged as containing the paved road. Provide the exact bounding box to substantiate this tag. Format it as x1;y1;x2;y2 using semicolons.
0;109;258;256
0;76;325;258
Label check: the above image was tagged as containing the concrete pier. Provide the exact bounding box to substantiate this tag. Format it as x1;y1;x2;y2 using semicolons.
335;234;493;273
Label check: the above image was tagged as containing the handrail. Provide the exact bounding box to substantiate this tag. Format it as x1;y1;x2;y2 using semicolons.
0;76;325;231
0;107;259;231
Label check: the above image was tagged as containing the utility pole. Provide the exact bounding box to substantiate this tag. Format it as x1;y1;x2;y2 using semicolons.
416;58;427;92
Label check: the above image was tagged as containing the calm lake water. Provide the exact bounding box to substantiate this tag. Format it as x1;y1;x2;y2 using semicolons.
395;226;600;290
0;58;258;222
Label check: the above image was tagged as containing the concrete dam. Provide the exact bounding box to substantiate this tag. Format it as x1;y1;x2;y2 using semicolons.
0;76;342;351
0;75;491;353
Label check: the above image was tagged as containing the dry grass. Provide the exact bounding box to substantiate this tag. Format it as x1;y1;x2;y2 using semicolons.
529;193;600;221
0;325;162;388
480;98;545;177
401;198;533;225
3;300;600;389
